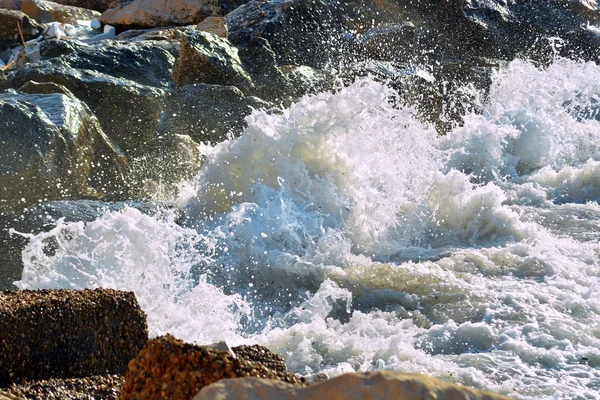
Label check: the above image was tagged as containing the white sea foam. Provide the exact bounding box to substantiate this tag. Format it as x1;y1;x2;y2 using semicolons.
15;59;600;399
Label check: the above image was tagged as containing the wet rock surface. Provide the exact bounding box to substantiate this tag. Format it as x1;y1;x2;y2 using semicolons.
0;86;129;212
172;30;253;91
0;288;148;386
119;335;304;400
158;83;270;144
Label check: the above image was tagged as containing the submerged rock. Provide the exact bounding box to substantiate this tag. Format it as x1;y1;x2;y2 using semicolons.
0;288;148;386
194;371;511;400
119;335;303;400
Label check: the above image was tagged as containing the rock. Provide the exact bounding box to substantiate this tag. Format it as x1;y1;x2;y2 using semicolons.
194;371;511;400
90;18;102;30
0;9;41;51
20;0;100;25
0;86;130;213
6;374;123;399
0;288;148;386
172;30;254;91
99;0;222;30
235;36;292;103
281;65;334;99
7;62;167;158
197;15;227;38
360;23;417;62
52;0;113;13
157;83;270;144
226;0;347;69
119;335;303;400
0;0;22;9
131;134;202;199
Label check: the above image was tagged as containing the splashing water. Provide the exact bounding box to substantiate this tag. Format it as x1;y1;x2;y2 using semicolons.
15;59;600;399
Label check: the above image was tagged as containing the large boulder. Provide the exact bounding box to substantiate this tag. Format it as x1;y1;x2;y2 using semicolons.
52;0;113;13
157;83;270;144
226;0;347;69
100;0;222;30
119;335;303;400
0;288;148;386
0;9;41;51
0;85;129;213
7;63;166;158
172;30;254;91
20;0;100;25
194;371;511;400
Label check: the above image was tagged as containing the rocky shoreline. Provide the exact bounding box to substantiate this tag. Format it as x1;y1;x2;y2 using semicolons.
0;289;510;399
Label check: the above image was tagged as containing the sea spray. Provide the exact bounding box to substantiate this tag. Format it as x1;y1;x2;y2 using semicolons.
15;59;600;399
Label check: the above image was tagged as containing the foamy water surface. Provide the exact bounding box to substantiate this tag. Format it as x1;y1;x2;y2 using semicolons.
15;58;600;399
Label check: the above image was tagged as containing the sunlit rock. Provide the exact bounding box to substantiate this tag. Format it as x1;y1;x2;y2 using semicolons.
120;335;303;400
0;84;130;212
99;0;222;30
0;288;147;385
20;0;100;25
197;15;228;38
194;371;511;400
7;57;168;158
172;30;254;91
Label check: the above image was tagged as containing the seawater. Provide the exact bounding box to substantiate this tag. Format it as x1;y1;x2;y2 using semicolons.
14;58;600;399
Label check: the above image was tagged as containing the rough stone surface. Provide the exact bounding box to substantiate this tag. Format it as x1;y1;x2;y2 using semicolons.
158;83;270;144
0;288;148;386
6;374;123;399
0;9;41;51
119;335;304;400
194;371;511;400
7;63;166;158
226;0;346;68
100;0;222;30
172;30;253;91
20;0;100;24
0;86;130;212
52;0;113;13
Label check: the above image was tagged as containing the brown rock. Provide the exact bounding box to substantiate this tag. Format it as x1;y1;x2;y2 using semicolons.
100;0;221;29
52;0;113;13
119;335;303;400
194;371;511;400
171;30;253;91
196;16;227;38
20;0;100;24
0;289;148;387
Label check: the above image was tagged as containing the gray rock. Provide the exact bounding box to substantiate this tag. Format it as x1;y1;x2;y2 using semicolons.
158;83;271;144
172;30;254;92
0;84;130;213
7;63;166;158
226;0;347;69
